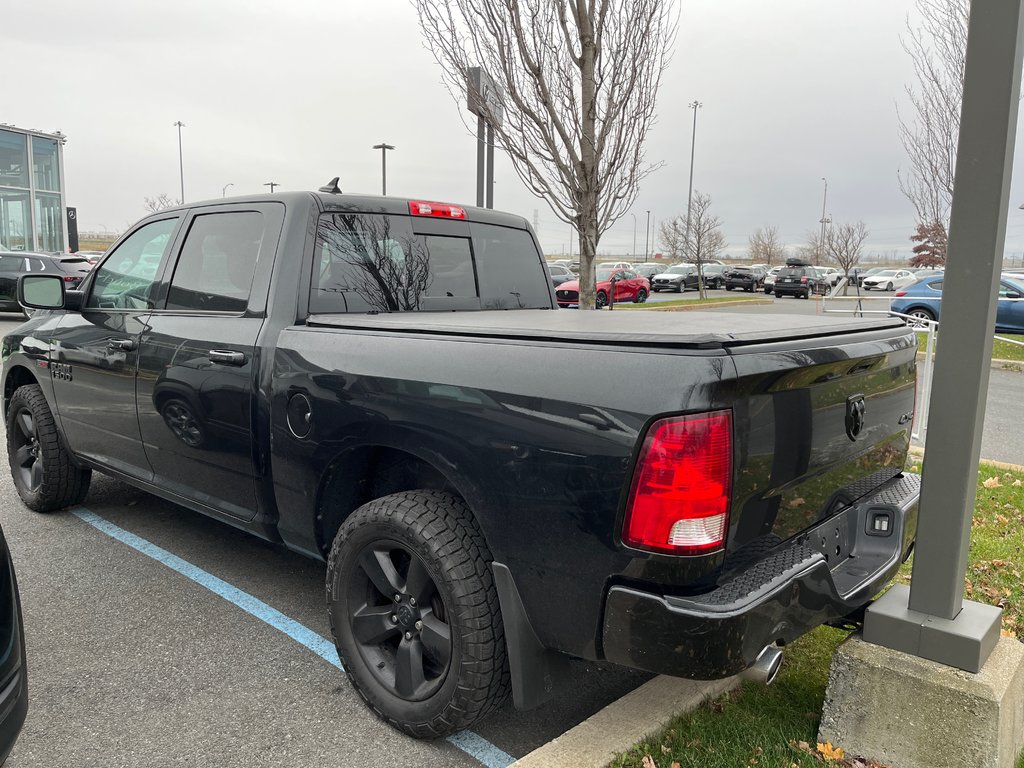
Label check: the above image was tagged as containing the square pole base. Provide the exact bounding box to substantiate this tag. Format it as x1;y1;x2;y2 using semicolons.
863;584;1002;672
819;633;1024;768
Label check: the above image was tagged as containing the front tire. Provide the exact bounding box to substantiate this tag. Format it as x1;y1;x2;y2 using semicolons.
634;289;648;304
327;490;510;739
886;282;894;291
6;384;91;512
596;291;608;308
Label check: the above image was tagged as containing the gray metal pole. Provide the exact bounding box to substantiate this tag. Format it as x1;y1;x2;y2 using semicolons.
863;0;1024;673
818;177;828;266
373;142;395;196
485;124;495;209
684;101;701;251
645;210;650;262
909;1;1024;619
173;121;185;203
476;117;485;207
630;213;637;260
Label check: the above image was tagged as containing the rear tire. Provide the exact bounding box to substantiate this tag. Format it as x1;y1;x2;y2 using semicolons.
7;384;91;512
327;490;510;739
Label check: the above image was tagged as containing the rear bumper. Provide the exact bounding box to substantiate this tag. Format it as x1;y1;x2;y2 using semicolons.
601;472;920;680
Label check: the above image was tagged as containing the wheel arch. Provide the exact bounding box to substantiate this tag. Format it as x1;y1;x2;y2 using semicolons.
314;444;488;559
3;365;42;423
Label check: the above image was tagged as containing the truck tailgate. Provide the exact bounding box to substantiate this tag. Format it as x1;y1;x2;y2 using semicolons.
724;326;917;558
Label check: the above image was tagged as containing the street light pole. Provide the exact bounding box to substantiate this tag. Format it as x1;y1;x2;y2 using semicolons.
372;142;395;195
630;213;637;260
818;177;829;266
645;210;651;262
222;183;234;198
264;182;279;193
173;121;185;203
684;101;702;254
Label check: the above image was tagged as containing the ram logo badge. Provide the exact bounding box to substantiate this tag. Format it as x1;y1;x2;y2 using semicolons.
846;394;866;441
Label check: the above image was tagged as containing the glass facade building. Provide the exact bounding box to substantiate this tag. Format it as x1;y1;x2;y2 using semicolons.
0;126;67;253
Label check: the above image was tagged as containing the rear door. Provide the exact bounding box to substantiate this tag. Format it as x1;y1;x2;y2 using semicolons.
135;203;282;521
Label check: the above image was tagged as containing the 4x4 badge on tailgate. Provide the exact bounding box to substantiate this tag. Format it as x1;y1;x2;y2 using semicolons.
846;394;866;441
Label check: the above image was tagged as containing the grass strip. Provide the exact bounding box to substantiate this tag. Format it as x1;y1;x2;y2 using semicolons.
913;331;1024;362
610;461;1024;768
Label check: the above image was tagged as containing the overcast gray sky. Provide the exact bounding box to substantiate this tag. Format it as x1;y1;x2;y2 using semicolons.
5;0;1024;261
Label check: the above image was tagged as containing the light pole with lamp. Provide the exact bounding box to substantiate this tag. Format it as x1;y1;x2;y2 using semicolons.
173;121;185;203
644;210;651;262
818;177;829;265
372;142;395;195
630;213;637;261
222;183;234;198
684;101;702;251
264;182;280;193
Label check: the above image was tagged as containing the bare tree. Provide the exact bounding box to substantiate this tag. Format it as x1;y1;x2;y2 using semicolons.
909;219;948;266
143;194;180;213
897;0;969;229
748;225;786;265
658;217;686;260
414;0;677;309
825;221;869;294
683;191;726;299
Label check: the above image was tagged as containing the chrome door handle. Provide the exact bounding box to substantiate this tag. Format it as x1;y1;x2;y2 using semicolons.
208;350;247;366
107;338;135;351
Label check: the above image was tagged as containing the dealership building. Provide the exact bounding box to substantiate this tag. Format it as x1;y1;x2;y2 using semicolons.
0;124;69;253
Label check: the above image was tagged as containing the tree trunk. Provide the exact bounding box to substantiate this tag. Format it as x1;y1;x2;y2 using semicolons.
576;0;599;310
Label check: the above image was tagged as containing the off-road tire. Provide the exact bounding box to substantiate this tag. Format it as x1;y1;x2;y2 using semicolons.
327;490;510;738
7;384;91;512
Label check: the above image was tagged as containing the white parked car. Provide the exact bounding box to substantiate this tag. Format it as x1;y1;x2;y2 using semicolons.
862;269;916;291
602;261;634;270
818;267;842;287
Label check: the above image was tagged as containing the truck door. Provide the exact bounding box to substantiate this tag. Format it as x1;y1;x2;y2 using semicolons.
48;215;182;480
135;204;281;521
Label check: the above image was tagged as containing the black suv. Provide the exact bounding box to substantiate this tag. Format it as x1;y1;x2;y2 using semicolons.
723;266;765;292
773;262;828;299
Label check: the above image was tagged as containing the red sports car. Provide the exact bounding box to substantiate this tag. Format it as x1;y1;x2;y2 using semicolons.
555;267;651;308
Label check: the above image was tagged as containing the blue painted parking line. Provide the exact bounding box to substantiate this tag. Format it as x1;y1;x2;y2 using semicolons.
73;508;516;768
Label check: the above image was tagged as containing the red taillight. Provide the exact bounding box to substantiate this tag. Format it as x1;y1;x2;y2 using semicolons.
623;410;732;556
408;201;466;219
894;290;907;297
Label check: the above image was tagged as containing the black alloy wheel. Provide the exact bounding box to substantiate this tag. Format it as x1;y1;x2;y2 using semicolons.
635;289;648;303
346;540;451;703
9;409;41;497
596;291;608;308
886;282;894;291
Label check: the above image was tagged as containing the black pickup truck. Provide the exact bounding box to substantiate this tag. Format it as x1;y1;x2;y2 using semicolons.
2;190;920;738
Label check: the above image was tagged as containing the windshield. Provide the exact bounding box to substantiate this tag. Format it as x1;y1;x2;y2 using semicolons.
875;270;899;277
596;268;617;280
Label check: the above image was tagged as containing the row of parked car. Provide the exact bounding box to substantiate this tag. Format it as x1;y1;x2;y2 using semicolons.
546;258;954;308
0;244;95;317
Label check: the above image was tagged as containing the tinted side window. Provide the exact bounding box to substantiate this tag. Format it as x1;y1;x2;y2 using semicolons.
87;218;178;310
0;257;24;274
471;224;551;309
166;212;264;312
929;280;943;291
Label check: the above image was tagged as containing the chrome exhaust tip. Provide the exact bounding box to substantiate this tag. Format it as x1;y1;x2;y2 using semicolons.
741;645;783;685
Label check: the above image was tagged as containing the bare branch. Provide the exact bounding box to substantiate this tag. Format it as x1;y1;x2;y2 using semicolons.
413;0;677;308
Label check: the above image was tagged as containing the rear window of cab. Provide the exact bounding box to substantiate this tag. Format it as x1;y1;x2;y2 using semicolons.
311;213;552;313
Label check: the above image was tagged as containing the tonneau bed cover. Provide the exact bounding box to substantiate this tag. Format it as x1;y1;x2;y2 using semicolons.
305;309;906;349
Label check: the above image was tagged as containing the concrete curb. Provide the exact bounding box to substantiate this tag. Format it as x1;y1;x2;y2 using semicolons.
509;675;739;768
